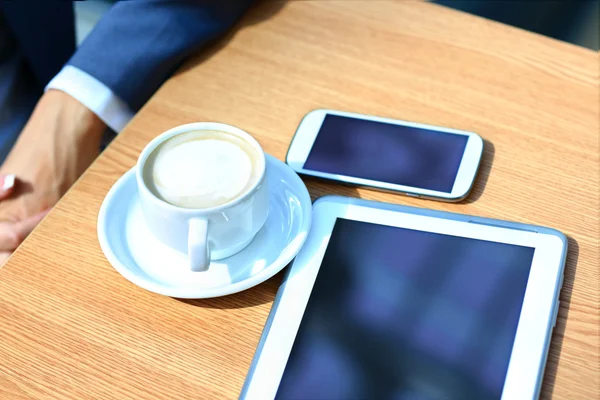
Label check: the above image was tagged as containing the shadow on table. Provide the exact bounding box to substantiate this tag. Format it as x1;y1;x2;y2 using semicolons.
178;272;282;309
176;0;287;76
541;235;579;398
461;139;495;204
302;176;363;203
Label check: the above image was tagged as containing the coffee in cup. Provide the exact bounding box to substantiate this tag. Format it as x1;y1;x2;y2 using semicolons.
143;130;261;209
136;123;269;272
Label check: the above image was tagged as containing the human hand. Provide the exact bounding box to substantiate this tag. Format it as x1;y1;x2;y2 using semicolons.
0;90;106;223
0;174;49;266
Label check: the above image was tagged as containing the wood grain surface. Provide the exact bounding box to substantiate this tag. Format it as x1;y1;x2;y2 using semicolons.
1;1;598;399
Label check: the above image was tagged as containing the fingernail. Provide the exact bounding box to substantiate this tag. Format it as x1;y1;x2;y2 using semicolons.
1;175;15;191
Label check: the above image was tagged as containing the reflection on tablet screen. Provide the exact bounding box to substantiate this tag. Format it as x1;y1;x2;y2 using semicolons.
276;219;534;400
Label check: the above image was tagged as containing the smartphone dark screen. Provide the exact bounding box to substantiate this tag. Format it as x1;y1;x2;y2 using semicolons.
303;115;469;193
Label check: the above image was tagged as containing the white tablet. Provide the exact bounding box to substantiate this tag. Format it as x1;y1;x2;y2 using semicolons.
241;196;567;400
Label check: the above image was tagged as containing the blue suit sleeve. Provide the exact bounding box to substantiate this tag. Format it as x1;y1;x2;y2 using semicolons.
68;0;254;111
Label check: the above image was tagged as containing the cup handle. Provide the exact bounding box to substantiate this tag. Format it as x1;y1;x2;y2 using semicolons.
188;218;210;272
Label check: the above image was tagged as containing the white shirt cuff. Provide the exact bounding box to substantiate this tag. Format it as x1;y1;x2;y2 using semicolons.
46;65;134;132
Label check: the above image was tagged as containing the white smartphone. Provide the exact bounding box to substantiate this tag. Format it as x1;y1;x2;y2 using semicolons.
286;109;484;201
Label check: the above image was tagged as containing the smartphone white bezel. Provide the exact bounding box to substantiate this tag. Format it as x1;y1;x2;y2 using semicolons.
242;196;564;400
286;109;484;201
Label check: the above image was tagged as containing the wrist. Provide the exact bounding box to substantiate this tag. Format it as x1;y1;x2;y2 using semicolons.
42;89;107;145
2;90;106;197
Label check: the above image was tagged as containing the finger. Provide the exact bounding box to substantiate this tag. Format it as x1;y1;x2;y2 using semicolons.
0;174;15;200
0;209;49;251
0;251;12;267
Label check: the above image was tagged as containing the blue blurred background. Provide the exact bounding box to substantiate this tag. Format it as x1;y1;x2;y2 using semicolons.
76;1;598;50
434;0;598;50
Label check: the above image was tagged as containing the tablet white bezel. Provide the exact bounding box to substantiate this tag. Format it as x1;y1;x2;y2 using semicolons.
243;197;564;400
286;109;483;201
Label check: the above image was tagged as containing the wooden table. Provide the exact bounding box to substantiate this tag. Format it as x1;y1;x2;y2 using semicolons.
1;1;597;399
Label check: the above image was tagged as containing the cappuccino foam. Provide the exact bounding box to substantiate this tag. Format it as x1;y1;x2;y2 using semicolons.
144;130;260;208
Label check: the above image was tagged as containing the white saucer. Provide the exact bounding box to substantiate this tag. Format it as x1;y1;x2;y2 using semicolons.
97;155;312;299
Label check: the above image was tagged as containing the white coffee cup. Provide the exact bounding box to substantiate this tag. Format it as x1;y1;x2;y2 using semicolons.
136;122;269;272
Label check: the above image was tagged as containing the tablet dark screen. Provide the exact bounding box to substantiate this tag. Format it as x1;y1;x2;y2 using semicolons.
276;218;534;400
